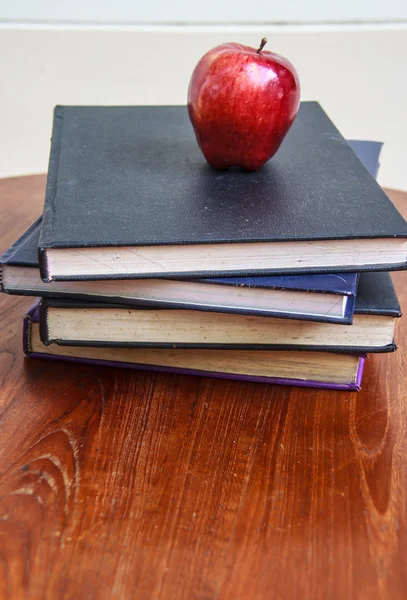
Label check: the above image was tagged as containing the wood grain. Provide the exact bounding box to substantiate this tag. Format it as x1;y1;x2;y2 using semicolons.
0;175;406;599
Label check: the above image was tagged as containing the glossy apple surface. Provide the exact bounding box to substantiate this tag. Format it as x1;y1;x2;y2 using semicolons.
188;39;300;171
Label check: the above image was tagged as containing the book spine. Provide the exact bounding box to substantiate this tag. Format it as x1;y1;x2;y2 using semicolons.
38;248;51;283
23;311;33;356
39;105;65;282
39;299;52;346
23;302;39;355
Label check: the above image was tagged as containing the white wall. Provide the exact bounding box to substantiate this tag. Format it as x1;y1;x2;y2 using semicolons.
0;0;406;189
1;0;406;23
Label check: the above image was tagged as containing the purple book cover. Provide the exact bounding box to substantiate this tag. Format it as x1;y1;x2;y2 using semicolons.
23;302;364;391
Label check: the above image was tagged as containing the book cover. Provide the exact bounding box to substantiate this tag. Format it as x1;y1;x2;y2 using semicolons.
347;140;383;176
38;103;407;281
24;303;365;391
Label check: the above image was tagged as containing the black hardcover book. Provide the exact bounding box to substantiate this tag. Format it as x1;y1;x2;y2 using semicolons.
39;272;401;353
38;103;407;281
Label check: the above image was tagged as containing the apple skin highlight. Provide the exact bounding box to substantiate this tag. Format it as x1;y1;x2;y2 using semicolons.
188;39;300;171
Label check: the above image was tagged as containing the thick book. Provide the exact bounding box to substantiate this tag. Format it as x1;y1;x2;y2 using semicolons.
24;303;365;391
1;218;358;324
38;103;407;281
39;272;401;353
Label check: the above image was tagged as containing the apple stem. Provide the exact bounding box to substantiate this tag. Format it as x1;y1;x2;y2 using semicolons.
256;37;268;54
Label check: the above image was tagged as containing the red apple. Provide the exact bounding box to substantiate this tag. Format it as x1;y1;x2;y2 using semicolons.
188;38;300;171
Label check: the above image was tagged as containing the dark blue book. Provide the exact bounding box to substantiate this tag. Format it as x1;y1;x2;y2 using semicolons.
0;139;381;324
347;140;383;177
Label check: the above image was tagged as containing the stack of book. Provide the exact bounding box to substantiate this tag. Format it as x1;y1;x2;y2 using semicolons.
1;103;406;391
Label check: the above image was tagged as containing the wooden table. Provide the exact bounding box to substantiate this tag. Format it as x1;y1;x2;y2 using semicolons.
0;175;406;600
